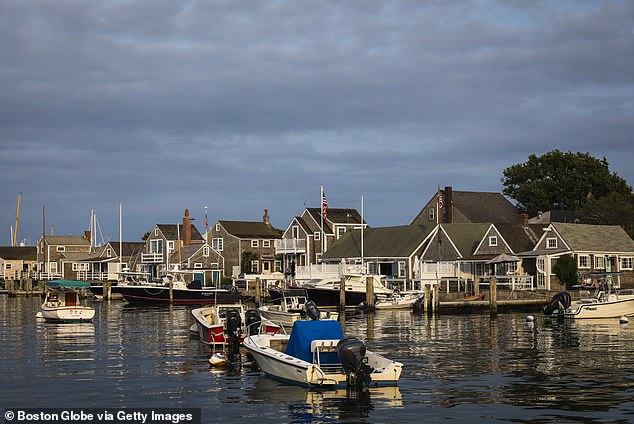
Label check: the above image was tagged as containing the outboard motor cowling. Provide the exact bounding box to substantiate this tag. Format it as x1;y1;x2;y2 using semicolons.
337;337;373;388
244;310;261;336
543;291;572;315
304;300;321;320
224;310;242;359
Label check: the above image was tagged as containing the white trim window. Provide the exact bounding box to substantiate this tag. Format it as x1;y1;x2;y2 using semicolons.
107;248;112;257
578;255;590;269
251;240;259;248
621;257;633;270
250;260;259;273
489;236;498;247
215;223;220;231
275;260;281;272
428;208;435;221
314;232;321;241
398;261;406;278
263;240;271;248
546;238;558;249
203;246;210;257
57;246;65;252
168;241;175;252
212;238;223;251
337;227;346;238
194;263;203;269
594;255;605;269
4;263;12;270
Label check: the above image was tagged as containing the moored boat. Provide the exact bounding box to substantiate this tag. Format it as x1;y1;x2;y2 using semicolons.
375;291;424;310
299;274;393;308
259;289;338;327
544;290;634;319
40;280;95;323
243;319;403;388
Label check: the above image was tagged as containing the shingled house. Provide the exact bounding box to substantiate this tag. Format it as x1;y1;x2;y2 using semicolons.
206;209;283;279
37;234;92;280
0;246;37;281
411;186;524;225
276;207;366;274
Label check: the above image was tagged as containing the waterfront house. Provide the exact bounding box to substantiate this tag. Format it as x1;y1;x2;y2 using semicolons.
167;241;225;286
141;209;205;279
206;209;283;279
411;186;524;225
0;246;37;281
275;207;366;281
36;234;92;280
320;225;432;290
518;222;634;290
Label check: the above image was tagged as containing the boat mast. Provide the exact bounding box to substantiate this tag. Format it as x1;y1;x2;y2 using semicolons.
119;203;123;273
13;192;22;247
361;195;364;273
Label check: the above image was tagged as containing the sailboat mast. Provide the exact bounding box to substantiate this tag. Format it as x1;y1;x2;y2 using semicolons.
361;195;364;272
119;203;123;273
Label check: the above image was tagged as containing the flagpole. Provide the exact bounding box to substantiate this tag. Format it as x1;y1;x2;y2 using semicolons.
320;185;325;256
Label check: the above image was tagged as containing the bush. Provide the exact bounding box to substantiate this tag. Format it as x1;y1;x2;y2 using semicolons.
553;254;578;290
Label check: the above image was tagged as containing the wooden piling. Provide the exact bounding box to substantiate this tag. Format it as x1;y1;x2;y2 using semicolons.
432;284;439;313
474;276;480;296
365;276;375;311
255;277;261;306
424;284;431;313
339;276;346;312
103;281;111;300
490;277;497;317
169;277;174;304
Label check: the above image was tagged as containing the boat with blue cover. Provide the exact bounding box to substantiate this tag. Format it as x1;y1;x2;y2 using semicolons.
243;318;402;388
39;280;95;323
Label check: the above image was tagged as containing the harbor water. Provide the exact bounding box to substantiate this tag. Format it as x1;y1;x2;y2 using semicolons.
2;296;634;423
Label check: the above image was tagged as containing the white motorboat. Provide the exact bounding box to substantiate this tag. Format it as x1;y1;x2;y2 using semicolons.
40;280;95;323
243;319;403;388
190;304;281;349
300;274;393;307
544;290;634;319
259;289;338;327
375;291;424;310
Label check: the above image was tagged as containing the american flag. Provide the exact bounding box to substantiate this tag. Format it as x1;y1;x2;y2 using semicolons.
437;187;443;209
322;192;328;219
204;209;209;231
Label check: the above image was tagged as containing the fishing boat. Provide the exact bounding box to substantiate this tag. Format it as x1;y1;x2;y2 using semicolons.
190;304;282;348
544;289;634;319
243;318;403;388
374;291;424;310
39;280;95;323
116;270;241;305
259;288;338;327
298;274;393;307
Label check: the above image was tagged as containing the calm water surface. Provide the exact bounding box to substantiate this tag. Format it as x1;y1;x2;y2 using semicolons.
2;296;634;423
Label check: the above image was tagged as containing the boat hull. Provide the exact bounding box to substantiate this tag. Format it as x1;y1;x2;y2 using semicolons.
302;288;370;308
117;286;242;305
40;306;95;323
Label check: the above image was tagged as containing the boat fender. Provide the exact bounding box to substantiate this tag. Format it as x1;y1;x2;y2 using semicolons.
543;292;571;315
245;310;261;336
304;300;321;320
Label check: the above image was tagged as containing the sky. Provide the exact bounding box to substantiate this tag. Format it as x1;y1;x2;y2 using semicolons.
1;0;633;246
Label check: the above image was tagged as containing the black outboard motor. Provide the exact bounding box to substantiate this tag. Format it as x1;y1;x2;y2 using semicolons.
337;337;373;388
543;291;572;315
224;310;242;359
304;300;321;320
244;310;261;336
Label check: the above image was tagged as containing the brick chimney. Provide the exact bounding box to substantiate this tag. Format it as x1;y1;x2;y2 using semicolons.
520;213;529;226
263;209;270;225
183;209;191;246
84;230;91;241
445;186;453;223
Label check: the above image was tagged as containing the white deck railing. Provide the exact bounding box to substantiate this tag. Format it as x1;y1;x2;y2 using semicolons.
274;239;306;253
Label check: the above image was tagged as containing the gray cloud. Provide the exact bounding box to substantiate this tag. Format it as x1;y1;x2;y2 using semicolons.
1;0;633;244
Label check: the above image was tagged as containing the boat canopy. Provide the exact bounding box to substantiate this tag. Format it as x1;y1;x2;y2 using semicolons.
285;320;344;363
46;280;91;289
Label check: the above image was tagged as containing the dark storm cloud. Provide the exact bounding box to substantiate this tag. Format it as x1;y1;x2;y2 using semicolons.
1;0;632;243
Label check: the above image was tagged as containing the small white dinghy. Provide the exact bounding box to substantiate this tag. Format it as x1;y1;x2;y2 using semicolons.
40;280;95;323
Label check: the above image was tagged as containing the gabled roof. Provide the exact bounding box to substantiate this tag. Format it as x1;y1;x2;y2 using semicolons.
305;208;365;231
551;223;634;252
41;235;90;245
528;210;581;224
156;224;204;242
322;225;432;259
219;221;283;239
440;223;491;259
0;246;37;261
169;243;201;263
494;224;543;254
449;191;521;224
284;216;313;237
100;242;146;257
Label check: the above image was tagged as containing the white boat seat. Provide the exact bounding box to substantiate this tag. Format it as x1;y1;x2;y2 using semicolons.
310;339;340;353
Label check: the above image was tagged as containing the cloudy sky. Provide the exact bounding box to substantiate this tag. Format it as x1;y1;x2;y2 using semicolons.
1;0;633;245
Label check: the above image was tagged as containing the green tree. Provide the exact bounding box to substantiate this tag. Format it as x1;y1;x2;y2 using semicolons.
582;192;634;238
241;251;257;275
553;254;578;290
501;150;632;216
